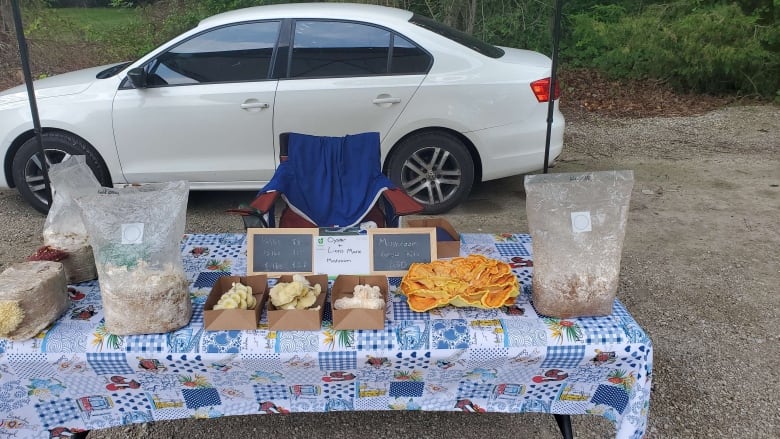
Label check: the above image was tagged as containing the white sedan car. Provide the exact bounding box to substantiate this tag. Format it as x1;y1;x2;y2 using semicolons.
0;2;564;214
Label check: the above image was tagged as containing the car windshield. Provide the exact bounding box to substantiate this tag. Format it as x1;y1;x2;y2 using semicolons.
96;62;133;79
409;14;504;58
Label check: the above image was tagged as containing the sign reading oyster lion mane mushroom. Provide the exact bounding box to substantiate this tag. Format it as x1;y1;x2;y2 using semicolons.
369;228;436;276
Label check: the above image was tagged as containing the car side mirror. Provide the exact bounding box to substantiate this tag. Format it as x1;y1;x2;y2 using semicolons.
126;67;148;88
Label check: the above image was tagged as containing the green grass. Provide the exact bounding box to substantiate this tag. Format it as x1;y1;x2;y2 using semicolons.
50;7;139;30
25;7;141;43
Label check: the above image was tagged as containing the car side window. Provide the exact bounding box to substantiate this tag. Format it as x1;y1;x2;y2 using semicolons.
290;20;391;78
391;35;431;74
146;21;281;86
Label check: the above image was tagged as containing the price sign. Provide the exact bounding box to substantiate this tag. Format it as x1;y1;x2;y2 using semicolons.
246;228;318;276
369;228;437;276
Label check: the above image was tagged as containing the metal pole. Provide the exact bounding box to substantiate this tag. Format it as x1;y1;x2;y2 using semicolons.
543;0;563;174
11;0;51;204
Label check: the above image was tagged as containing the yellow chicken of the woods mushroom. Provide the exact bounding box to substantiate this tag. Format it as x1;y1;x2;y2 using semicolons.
400;254;519;312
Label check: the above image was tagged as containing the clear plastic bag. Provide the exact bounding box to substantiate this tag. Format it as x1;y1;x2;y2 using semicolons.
42;155;101;283
75;181;192;335
525;171;634;317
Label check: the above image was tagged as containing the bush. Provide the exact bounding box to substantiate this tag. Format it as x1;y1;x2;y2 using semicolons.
565;2;780;97
478;3;554;54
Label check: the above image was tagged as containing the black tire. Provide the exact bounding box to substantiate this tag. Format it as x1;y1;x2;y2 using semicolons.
386;131;475;214
11;132;111;214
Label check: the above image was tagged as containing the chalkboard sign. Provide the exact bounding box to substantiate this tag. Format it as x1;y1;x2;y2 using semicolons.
369;228;437;276
246;228;318;276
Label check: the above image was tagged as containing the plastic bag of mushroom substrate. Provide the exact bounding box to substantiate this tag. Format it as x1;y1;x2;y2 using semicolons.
525;171;634;318
43;155;101;283
76;181;192;335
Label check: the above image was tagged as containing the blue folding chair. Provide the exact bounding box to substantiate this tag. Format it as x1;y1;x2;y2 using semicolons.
233;132;422;228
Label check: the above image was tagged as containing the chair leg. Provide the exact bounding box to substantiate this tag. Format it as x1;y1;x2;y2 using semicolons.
554;414;573;439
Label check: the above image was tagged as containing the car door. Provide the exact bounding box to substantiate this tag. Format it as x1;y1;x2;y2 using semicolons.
273;20;429;147
112;21;281;184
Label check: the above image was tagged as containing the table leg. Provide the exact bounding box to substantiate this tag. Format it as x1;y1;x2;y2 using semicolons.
554;414;573;439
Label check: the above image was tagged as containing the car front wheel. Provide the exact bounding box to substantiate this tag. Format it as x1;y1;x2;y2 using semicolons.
11;131;111;214
386;131;475;214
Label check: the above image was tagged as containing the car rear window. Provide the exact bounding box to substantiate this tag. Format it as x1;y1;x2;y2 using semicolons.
409;14;504;59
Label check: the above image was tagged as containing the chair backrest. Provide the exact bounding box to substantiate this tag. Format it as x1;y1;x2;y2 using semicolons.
278;132;391;227
251;132;422;228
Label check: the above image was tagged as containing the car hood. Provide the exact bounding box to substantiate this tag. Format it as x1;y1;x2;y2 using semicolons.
496;47;551;68
0;64;119;105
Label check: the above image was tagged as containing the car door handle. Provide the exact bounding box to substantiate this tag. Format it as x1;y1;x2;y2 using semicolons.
372;97;401;105
240;102;269;109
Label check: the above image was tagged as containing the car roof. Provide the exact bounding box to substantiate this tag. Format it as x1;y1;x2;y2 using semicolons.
198;2;414;28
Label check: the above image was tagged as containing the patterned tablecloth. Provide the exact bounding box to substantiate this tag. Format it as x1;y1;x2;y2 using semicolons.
0;233;652;439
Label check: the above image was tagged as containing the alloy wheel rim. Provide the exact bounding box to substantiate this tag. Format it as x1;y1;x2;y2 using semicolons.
400;146;462;207
24;148;70;205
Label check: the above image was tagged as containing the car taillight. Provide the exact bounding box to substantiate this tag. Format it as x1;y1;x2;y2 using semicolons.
530;78;560;103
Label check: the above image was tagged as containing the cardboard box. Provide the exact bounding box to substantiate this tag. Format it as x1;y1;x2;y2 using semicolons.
331;275;388;330
405;218;460;258
204;275;268;331
267;274;328;331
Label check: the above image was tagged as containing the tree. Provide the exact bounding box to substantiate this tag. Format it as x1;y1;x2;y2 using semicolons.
1;0;13;35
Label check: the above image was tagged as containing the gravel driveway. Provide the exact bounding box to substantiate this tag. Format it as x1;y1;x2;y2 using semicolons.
1;104;778;438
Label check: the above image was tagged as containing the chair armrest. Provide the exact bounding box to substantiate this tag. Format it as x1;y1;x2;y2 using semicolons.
382;188;423;215
250;191;280;214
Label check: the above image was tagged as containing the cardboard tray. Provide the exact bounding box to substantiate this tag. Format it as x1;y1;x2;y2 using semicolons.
204;275;268;331
331;275;388;330
404;218;460;258
267;274;328;331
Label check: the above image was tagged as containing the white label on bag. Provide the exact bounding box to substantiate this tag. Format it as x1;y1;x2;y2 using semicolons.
571;211;592;233
121;223;145;244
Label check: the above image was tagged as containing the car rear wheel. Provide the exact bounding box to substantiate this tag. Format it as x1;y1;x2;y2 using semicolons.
11;132;111;214
386;131;475;214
